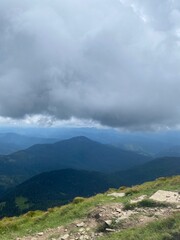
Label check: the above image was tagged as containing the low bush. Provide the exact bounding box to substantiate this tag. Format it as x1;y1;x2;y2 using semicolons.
72;197;86;204
125;188;139;196
124;199;169;210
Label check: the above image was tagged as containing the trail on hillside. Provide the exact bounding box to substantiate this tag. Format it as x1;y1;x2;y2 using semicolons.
17;190;180;240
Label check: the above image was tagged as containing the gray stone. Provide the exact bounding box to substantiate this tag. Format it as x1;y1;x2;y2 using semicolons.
150;190;180;203
130;195;147;204
37;232;44;236
61;233;69;240
77;222;85;227
79;227;85;232
115;208;122;213
105;220;112;226
107;193;125;198
105;228;116;232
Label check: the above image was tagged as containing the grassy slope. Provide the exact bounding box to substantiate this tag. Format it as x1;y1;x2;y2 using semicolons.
0;175;179;240
100;213;180;240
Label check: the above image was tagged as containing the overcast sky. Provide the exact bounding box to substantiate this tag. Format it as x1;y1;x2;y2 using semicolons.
0;0;180;130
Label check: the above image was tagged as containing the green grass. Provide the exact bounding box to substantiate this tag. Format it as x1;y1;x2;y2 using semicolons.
99;213;180;240
116;176;180;205
0;194;110;240
123;199;169;210
0;175;179;240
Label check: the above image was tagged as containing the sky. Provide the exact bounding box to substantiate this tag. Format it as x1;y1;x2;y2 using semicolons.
0;0;180;130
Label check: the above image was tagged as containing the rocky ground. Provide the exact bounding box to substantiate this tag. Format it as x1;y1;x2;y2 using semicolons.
16;190;180;240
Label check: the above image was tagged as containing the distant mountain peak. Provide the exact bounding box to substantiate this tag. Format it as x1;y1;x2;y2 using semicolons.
69;136;93;141
54;136;95;145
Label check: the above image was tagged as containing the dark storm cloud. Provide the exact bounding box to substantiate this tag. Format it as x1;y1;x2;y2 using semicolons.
0;0;180;129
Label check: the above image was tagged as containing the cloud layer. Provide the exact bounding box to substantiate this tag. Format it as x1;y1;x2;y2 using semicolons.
0;0;180;129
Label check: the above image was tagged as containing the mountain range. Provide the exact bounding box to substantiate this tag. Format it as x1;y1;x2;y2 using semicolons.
0;156;179;217
2;127;180;155
0;136;151;194
0;136;179;218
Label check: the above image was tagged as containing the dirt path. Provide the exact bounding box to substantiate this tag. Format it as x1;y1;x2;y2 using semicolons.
17;199;180;240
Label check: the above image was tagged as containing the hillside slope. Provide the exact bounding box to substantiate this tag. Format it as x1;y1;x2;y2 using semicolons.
0;176;179;240
113;156;180;187
157;145;180;157
0;169;110;217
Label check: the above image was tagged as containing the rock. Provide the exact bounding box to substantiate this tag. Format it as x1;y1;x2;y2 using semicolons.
99;233;104;237
61;234;69;240
79;227;85;232
85;235;90;239
150;190;180;203
77;222;85;227
107;193;125;198
130;195;147;204
82;235;89;240
37;232;44;236
104;220;112;226
118;215;127;220
115;208;122;213
79;235;89;240
105;228;116;232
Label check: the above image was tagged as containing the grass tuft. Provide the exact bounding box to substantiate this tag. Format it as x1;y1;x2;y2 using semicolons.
124;199;169;210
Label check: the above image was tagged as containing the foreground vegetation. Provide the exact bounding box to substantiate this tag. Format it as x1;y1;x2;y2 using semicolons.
0;175;179;240
100;213;180;240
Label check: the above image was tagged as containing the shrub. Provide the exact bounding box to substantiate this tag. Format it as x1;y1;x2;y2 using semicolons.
72;197;86;204
138;199;168;208
125;189;139;196
24;211;36;218
123;199;169;210
107;188;117;193
119;186;127;191
157;177;167;181
47;208;55;213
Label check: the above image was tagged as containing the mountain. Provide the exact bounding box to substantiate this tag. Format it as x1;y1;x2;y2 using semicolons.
0;136;152;173
1;127;178;155
157;145;180;158
0;136;151;189
0;156;179;217
113;157;180;187
0;169;110;217
0;132;57;155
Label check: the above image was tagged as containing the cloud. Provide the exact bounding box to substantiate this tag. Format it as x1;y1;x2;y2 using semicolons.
0;0;180;129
